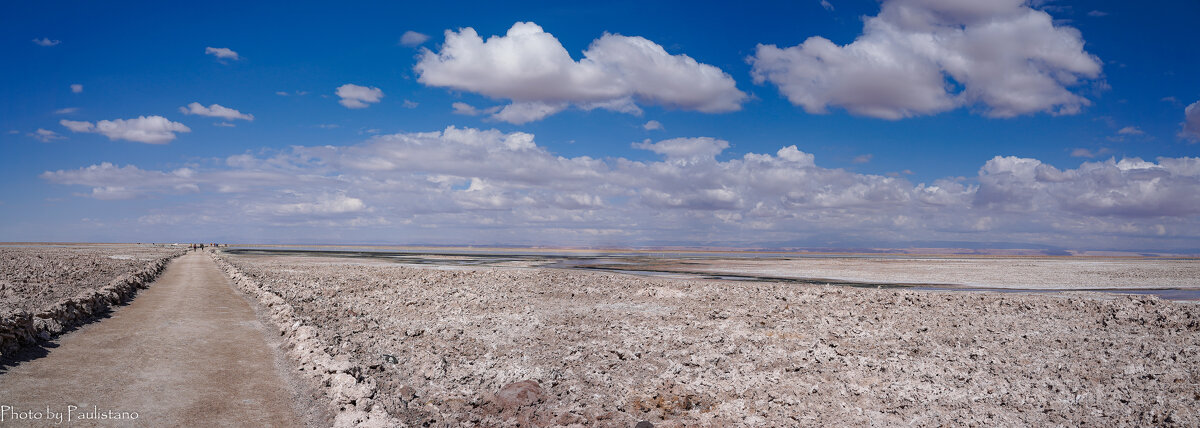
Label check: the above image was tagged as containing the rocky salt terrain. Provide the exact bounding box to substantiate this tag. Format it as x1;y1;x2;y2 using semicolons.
0;245;180;313
0;245;181;356
220;253;1200;427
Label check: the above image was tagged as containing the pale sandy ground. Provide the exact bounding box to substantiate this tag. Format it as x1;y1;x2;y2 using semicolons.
224;252;1200;427
646;256;1200;289
0;252;327;427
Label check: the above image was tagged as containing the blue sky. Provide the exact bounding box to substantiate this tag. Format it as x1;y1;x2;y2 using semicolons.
2;0;1199;251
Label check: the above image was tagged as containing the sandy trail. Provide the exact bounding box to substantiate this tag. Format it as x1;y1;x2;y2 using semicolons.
0;252;307;427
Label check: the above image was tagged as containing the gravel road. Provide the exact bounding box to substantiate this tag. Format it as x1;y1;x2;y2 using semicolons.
0;252;324;427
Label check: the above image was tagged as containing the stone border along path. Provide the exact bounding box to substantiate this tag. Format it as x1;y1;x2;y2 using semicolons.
210;250;398;428
0;252;314;427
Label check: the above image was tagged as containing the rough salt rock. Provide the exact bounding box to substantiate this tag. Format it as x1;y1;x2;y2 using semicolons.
330;373;374;404
294;326;317;341
358;407;399;428
217;251;1200;427
326;357;355;374
494;380;545;410
397;385;417;402
332;409;369;428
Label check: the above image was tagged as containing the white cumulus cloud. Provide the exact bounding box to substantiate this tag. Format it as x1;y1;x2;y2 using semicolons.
643;120;663;131
492;102;567;124
750;0;1102;119
399;31;430;47
28;129;65;142
452;102;500;116
975;155;1200;218
205;47;240;60
252;193;367;216
60;116;191;144
40;163;201;200
70;84;83;93
32;38;60;47
40;127;1200;249
415;22;746;124
633;137;729;163
180;102;254;121
1182;100;1200;143
336;84;384;109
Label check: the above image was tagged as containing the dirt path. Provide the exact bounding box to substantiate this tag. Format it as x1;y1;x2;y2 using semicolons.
0;252;310;427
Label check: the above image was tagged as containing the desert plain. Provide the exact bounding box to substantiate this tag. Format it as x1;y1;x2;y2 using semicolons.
1;244;1198;427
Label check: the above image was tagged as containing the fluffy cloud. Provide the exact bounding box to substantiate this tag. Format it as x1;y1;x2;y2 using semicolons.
32;38;60;47
70;84;83;93
205;47;239;60
248;193;367;216
180;102;254;121
41;127;1200;249
40;163;201;200
491;102;566;124
336;84;384;109
399;31;430;47
643;120;663;131
452;102;500;117
1117;126;1144;135
1182;100;1200;143
60;116;191;144
632;137;729;163
415;22;746;123
975;156;1200;218
750;0;1102;119
28;129;65;142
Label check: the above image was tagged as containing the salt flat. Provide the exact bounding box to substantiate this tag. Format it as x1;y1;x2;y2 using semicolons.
4;245;1196;426
0;244;178;316
225;246;1200;298
637;256;1200;290
221;250;1200;427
